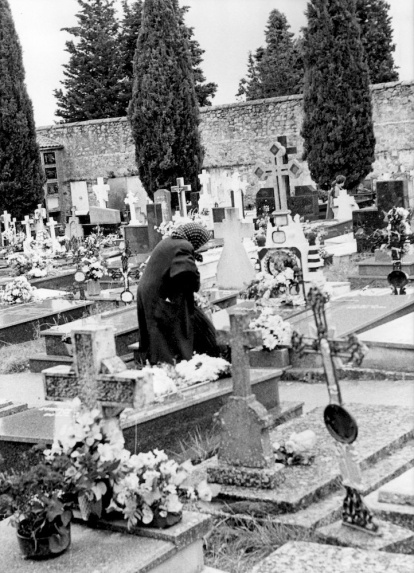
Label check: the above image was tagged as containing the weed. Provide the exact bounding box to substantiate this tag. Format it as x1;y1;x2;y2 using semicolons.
0;338;45;374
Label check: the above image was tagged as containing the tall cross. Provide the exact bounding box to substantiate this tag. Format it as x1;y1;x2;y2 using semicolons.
124;191;138;223
93;177;110;208
214;207;255;290
207;307;281;488
253;138;302;211
43;325;155;423
21;215;33;238
171;177;191;217
47;217;60;253
34;204;47;239
2;211;11;231
292;288;379;534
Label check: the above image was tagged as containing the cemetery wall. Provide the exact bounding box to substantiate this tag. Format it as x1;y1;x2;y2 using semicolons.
37;80;414;208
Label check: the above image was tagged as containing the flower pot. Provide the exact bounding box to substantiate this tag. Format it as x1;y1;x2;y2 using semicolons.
141;510;182;529
86;279;101;296
249;347;290;369
17;523;71;560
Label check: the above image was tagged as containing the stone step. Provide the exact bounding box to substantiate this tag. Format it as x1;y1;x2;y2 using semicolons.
250;541;414;573
0;402;28;418
316;518;414;554
30;352;135;373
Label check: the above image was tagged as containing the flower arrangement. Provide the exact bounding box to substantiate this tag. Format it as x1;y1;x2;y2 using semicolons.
241;270;297;301
174;354;231;387
0;276;36;305
155;214;208;238
273;430;317;466
80;257;106;281
249;308;293;351
26;254;50;278
8;253;32;276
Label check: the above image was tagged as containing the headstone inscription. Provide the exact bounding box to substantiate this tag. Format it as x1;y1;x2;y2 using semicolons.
253;137;303;213
153;189;172;222
291;287;379;534
92;177;110;209
43;324;155;423
171;178;191;217
207;307;283;488
214;207;255;290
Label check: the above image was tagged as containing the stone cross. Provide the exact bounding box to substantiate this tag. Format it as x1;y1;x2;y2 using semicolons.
92;177;110;209
253;138;302;211
214;207;255;290
207;307;282;489
65;207;84;239
124;191;138;223
34;204;47;239
171;177;191;217
2;211;11;232
198;169;212;196
21;215;33;238
43;325;155;421
228;172;248;219
47;217;60;253
292;287;379;534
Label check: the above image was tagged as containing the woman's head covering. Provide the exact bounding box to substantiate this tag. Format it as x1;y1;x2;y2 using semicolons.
171;223;211;251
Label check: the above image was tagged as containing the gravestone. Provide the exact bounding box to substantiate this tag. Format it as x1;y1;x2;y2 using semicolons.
377;180;409;216
212;207;226;223
124;190;140;223
92;177;110;209
70;181;90;215
171;177;191;217
33;204;47;240
215;207;255;290
207;307;283;488
154;189;172;222
46;217;62;253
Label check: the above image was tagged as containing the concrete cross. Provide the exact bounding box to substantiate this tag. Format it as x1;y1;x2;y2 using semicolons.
198;169;211;196
93;177;110;208
43;325;155;420
253;138;302;211
124;191;138;223
207;307;280;487
47;217;60;253
291;287;378;534
2;211;11;231
214;207;255;290
171;177;191;217
21;215;33;238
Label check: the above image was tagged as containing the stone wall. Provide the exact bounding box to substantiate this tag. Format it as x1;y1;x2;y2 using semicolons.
37;80;414;208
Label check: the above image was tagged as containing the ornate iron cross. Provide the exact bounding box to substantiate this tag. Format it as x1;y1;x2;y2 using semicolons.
292;287;379;535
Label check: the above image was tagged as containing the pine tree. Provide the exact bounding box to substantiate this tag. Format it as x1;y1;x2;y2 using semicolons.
54;0;127;122
356;0;398;84
237;10;303;101
301;0;376;190
128;0;203;201
0;0;44;219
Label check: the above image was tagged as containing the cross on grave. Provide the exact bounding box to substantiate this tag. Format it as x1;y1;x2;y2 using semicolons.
46;217;61;253
198;169;212;196
2;211;11;232
291;287;379;535
124;190;138;223
92;177;110;209
228;172;248;219
207;307;282;488
34;204;47;239
171;177;191;217
109;241;136;304
66;207;84;239
214;207;255;290
43;324;155;423
253;137;303;212
21;215;33;239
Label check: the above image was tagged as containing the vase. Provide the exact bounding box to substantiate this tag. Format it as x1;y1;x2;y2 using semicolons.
249;347;290;369
141;510;182;529
17;523;71;559
86;279;101;296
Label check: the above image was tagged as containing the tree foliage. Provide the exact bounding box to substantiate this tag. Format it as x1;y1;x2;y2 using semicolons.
128;0;203;201
355;0;398;84
0;0;44;219
54;0;127;122
237;10;303;100
301;0;376;190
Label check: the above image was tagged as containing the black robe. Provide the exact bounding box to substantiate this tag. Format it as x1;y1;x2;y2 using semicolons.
137;237;217;365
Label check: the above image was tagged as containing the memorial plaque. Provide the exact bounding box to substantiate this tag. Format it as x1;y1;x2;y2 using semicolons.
376;180;409;215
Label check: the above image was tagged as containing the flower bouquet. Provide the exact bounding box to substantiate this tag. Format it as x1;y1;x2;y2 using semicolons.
8;253;32;276
80;257;106;281
174;354;231;387
273;430;317;466
0;276;36;305
26;254;50;278
249;308;292;351
241;270;301;307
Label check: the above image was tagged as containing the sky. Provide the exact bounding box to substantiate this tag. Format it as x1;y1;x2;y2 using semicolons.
8;0;414;127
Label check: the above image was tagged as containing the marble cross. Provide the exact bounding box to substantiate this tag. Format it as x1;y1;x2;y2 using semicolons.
291;287;378;534
43;325;155;420
253;138;302;211
171;177;191;217
124;191;138;223
92;177;110;209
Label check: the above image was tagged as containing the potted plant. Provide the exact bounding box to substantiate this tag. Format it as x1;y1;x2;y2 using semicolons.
0;459;73;559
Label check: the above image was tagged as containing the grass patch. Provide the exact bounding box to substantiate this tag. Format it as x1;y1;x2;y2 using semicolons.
169;425;220;465
204;516;312;573
0;337;45;374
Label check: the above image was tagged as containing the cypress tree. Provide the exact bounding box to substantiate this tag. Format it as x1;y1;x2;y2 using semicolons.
355;0;398;84
301;0;376;190
128;0;203;201
0;0;44;219
236;49;265;101
54;0;126;122
118;0;143;108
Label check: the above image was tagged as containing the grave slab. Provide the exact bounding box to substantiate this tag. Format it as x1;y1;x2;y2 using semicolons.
316;518;414;554
378;467;414;507
250;541;414;573
0;298;93;346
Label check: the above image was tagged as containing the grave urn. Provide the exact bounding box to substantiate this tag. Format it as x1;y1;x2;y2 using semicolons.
87;279;101;296
249;347;290;369
16;521;71;560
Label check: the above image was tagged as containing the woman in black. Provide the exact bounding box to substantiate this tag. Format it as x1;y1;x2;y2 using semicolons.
136;223;218;365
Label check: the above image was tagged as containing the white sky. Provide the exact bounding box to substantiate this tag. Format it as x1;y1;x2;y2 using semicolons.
8;0;414;127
